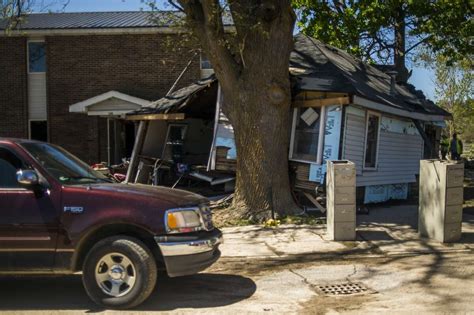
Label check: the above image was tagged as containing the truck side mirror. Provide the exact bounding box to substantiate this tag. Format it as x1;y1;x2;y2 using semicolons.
16;169;39;186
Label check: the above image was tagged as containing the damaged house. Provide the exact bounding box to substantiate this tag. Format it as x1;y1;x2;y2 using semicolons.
124;34;450;205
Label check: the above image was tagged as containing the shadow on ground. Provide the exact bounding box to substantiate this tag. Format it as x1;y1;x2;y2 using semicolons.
0;273;256;312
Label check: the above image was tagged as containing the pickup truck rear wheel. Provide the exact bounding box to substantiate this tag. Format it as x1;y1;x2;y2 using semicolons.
82;236;157;309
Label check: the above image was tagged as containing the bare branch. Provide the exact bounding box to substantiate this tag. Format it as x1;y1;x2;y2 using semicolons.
167;0;185;13
405;36;432;54
177;0;240;85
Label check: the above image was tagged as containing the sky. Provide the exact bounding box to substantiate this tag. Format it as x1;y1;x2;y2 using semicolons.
35;0;437;101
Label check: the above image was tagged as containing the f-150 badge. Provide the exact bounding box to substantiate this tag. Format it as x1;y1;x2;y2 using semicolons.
64;206;84;213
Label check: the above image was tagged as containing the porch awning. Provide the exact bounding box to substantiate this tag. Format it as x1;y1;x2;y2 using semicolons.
127;75;218;119
69;91;150;117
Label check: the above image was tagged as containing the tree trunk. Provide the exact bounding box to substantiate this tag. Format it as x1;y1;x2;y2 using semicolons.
394;3;409;83
224;79;298;221
221;5;299;221
180;0;299;221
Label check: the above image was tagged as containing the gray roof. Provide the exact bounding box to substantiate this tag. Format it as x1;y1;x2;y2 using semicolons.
0;11;232;30
290;34;449;117
131;34;449;119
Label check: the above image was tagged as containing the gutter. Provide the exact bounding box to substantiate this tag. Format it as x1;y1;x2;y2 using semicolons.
353;95;448;122
0;26;235;37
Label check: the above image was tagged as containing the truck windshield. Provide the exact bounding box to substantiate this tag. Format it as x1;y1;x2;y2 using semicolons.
21;142;112;185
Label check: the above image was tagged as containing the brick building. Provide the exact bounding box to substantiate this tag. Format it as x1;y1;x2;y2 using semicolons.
0;12;215;163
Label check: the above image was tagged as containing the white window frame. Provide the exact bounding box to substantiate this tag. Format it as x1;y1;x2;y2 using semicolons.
363;110;381;170
28;119;48;141
289;105;327;165
27;39;46;74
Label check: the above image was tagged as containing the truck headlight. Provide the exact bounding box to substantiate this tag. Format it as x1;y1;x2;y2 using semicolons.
165;207;204;233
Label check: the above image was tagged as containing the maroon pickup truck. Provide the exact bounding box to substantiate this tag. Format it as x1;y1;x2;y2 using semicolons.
0;138;222;309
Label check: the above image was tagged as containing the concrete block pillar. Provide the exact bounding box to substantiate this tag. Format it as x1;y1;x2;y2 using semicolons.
326;160;357;241
419;160;464;242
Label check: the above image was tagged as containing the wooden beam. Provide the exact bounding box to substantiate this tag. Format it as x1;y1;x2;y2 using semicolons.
293;96;351;108
303;192;326;213
126;113;185;121
294;91;349;100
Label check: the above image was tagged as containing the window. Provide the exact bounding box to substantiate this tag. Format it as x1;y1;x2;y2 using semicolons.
364;112;381;169
21;142;110;185
0;147;25;188
162;124;187;162
200;54;212;70
28;41;46;73
290;107;323;163
29;120;48;142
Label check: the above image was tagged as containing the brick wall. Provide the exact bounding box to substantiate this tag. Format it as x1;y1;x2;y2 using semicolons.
0;37;28;138
46;33;200;163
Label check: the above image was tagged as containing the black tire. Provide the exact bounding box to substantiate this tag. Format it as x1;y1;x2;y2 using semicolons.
82;235;157;309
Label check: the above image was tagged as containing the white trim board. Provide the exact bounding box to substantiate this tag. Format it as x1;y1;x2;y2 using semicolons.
69;91;150;116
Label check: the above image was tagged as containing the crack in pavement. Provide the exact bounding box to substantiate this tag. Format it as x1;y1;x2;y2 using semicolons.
288;268;320;294
308;230;326;240
263;242;284;257
346;264;358;282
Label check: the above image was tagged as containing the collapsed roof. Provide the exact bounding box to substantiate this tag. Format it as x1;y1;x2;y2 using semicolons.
290;34;450;118
131;75;218;118
130;34;450;120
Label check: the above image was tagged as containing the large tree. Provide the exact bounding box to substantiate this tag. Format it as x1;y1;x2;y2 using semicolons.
434;56;474;141
293;0;473;82
166;0;299;220
3;0;300;220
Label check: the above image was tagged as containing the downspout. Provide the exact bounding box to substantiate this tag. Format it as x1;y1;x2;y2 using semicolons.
107;118;111;165
124;51;200;183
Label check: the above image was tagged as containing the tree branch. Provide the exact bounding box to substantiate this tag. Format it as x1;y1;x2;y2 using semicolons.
405;36;432;54
167;0;185;13
177;0;240;85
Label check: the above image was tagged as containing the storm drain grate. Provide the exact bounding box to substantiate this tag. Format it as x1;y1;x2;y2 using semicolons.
315;282;371;296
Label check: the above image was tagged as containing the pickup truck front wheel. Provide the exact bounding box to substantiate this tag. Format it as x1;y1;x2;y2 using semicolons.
82;236;157;309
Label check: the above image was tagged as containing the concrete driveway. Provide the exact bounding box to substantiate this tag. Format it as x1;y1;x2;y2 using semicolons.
1;204;473;314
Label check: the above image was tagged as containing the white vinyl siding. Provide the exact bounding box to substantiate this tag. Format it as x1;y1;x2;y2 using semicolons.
342;106;424;187
342;112;365;175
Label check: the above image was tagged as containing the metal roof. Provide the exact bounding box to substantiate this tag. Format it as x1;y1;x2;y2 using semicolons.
0;11;233;30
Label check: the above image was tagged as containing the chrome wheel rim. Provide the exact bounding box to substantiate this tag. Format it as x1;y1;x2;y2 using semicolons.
95;252;137;297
